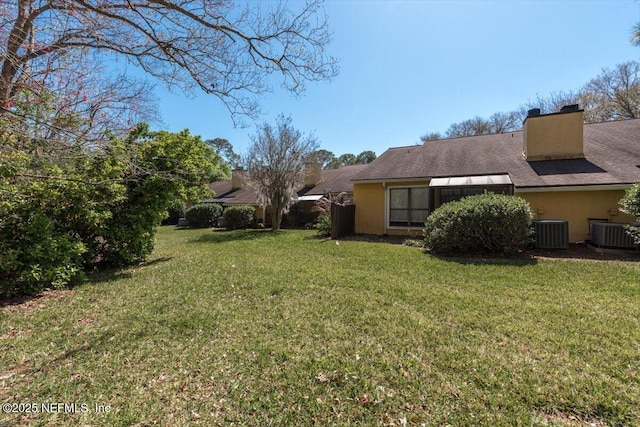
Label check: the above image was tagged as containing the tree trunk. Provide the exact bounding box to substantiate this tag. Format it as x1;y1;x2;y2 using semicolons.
273;211;281;230
272;203;282;230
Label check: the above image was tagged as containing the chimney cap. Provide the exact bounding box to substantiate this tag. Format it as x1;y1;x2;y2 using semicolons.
527;108;541;117
560;104;579;112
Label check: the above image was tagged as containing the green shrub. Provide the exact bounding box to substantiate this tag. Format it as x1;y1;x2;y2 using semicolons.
0;124;228;298
424;193;533;255
223;205;256;230
162;200;186;225
619;183;640;244
314;214;331;237
0;207;86;298
185;203;223;228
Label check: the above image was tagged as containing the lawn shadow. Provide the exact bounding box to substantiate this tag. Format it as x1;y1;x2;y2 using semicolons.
188;228;281;244
139;256;174;267
304;234;330;242
86;257;173;286
530;244;640;262
8;328;148;380
86;269;134;285
435;255;538;267
1;289;72;310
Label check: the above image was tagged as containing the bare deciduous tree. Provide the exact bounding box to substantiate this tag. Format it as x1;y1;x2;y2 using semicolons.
419;61;640;141
420;132;443;143
519;90;583;118
247;115;318;230
581;61;640;122
0;0;338;123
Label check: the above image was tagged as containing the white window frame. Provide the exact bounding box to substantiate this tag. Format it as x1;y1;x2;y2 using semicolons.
385;184;431;232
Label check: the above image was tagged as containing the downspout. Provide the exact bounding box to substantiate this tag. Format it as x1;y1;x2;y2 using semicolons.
382;181;387;235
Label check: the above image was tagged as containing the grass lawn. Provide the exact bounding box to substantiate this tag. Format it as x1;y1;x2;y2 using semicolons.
1;227;640;426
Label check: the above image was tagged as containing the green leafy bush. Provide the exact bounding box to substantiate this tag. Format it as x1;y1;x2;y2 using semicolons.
619;183;640;244
162;200;186;225
0;123;229;298
0;207;86;298
185;203;223;228
223;205;256;230
424;193;533;255
314;214;331;237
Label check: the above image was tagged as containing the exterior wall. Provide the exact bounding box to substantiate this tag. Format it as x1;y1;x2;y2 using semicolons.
354;181;430;235
523;110;584;160
353;180;635;241
516;189;634;243
254;205;265;222
354;182;386;235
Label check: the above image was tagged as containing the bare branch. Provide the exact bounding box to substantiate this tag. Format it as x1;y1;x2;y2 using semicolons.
1;0;338;124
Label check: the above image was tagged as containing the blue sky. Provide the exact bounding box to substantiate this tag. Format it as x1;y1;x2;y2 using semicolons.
155;0;640;158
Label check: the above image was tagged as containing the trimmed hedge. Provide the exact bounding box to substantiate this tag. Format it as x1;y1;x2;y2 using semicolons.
424;193;533;255
184;203;223;228
223;205;256;230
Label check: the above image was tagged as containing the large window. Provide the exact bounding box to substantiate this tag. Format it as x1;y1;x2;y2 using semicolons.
389;187;429;227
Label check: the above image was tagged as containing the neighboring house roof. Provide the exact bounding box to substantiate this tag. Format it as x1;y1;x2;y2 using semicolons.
205;181;260;205
205;164;367;205
303;164;369;195
352;119;640;188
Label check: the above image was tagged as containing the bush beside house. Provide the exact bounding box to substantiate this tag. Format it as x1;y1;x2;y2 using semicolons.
619;183;640;244
223;205;256;230
184;203;223;228
424;193;533;255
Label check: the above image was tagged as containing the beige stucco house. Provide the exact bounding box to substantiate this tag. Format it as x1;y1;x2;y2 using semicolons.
351;106;640;243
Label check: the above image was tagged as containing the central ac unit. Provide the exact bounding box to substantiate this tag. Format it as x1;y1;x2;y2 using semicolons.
533;220;569;249
591;223;639;249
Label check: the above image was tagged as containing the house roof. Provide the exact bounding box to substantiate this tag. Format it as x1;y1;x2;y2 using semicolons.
352;119;640;188
205;164;366;205
303;164;369;195
205;181;260;205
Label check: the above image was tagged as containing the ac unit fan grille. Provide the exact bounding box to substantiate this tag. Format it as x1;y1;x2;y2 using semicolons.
533;220;569;249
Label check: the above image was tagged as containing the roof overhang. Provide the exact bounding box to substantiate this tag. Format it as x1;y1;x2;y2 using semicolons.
297;195;324;202
429;174;513;187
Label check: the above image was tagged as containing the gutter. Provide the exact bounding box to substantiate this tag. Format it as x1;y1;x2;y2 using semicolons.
515;183;635;193
352;177;431;184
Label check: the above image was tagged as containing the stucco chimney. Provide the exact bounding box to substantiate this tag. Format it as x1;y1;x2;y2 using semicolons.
304;162;322;187
231;169;247;190
523;105;584;161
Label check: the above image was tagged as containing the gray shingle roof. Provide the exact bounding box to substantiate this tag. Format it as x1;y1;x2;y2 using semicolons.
205;181;260;205
304;164;368;195
352;119;640;188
